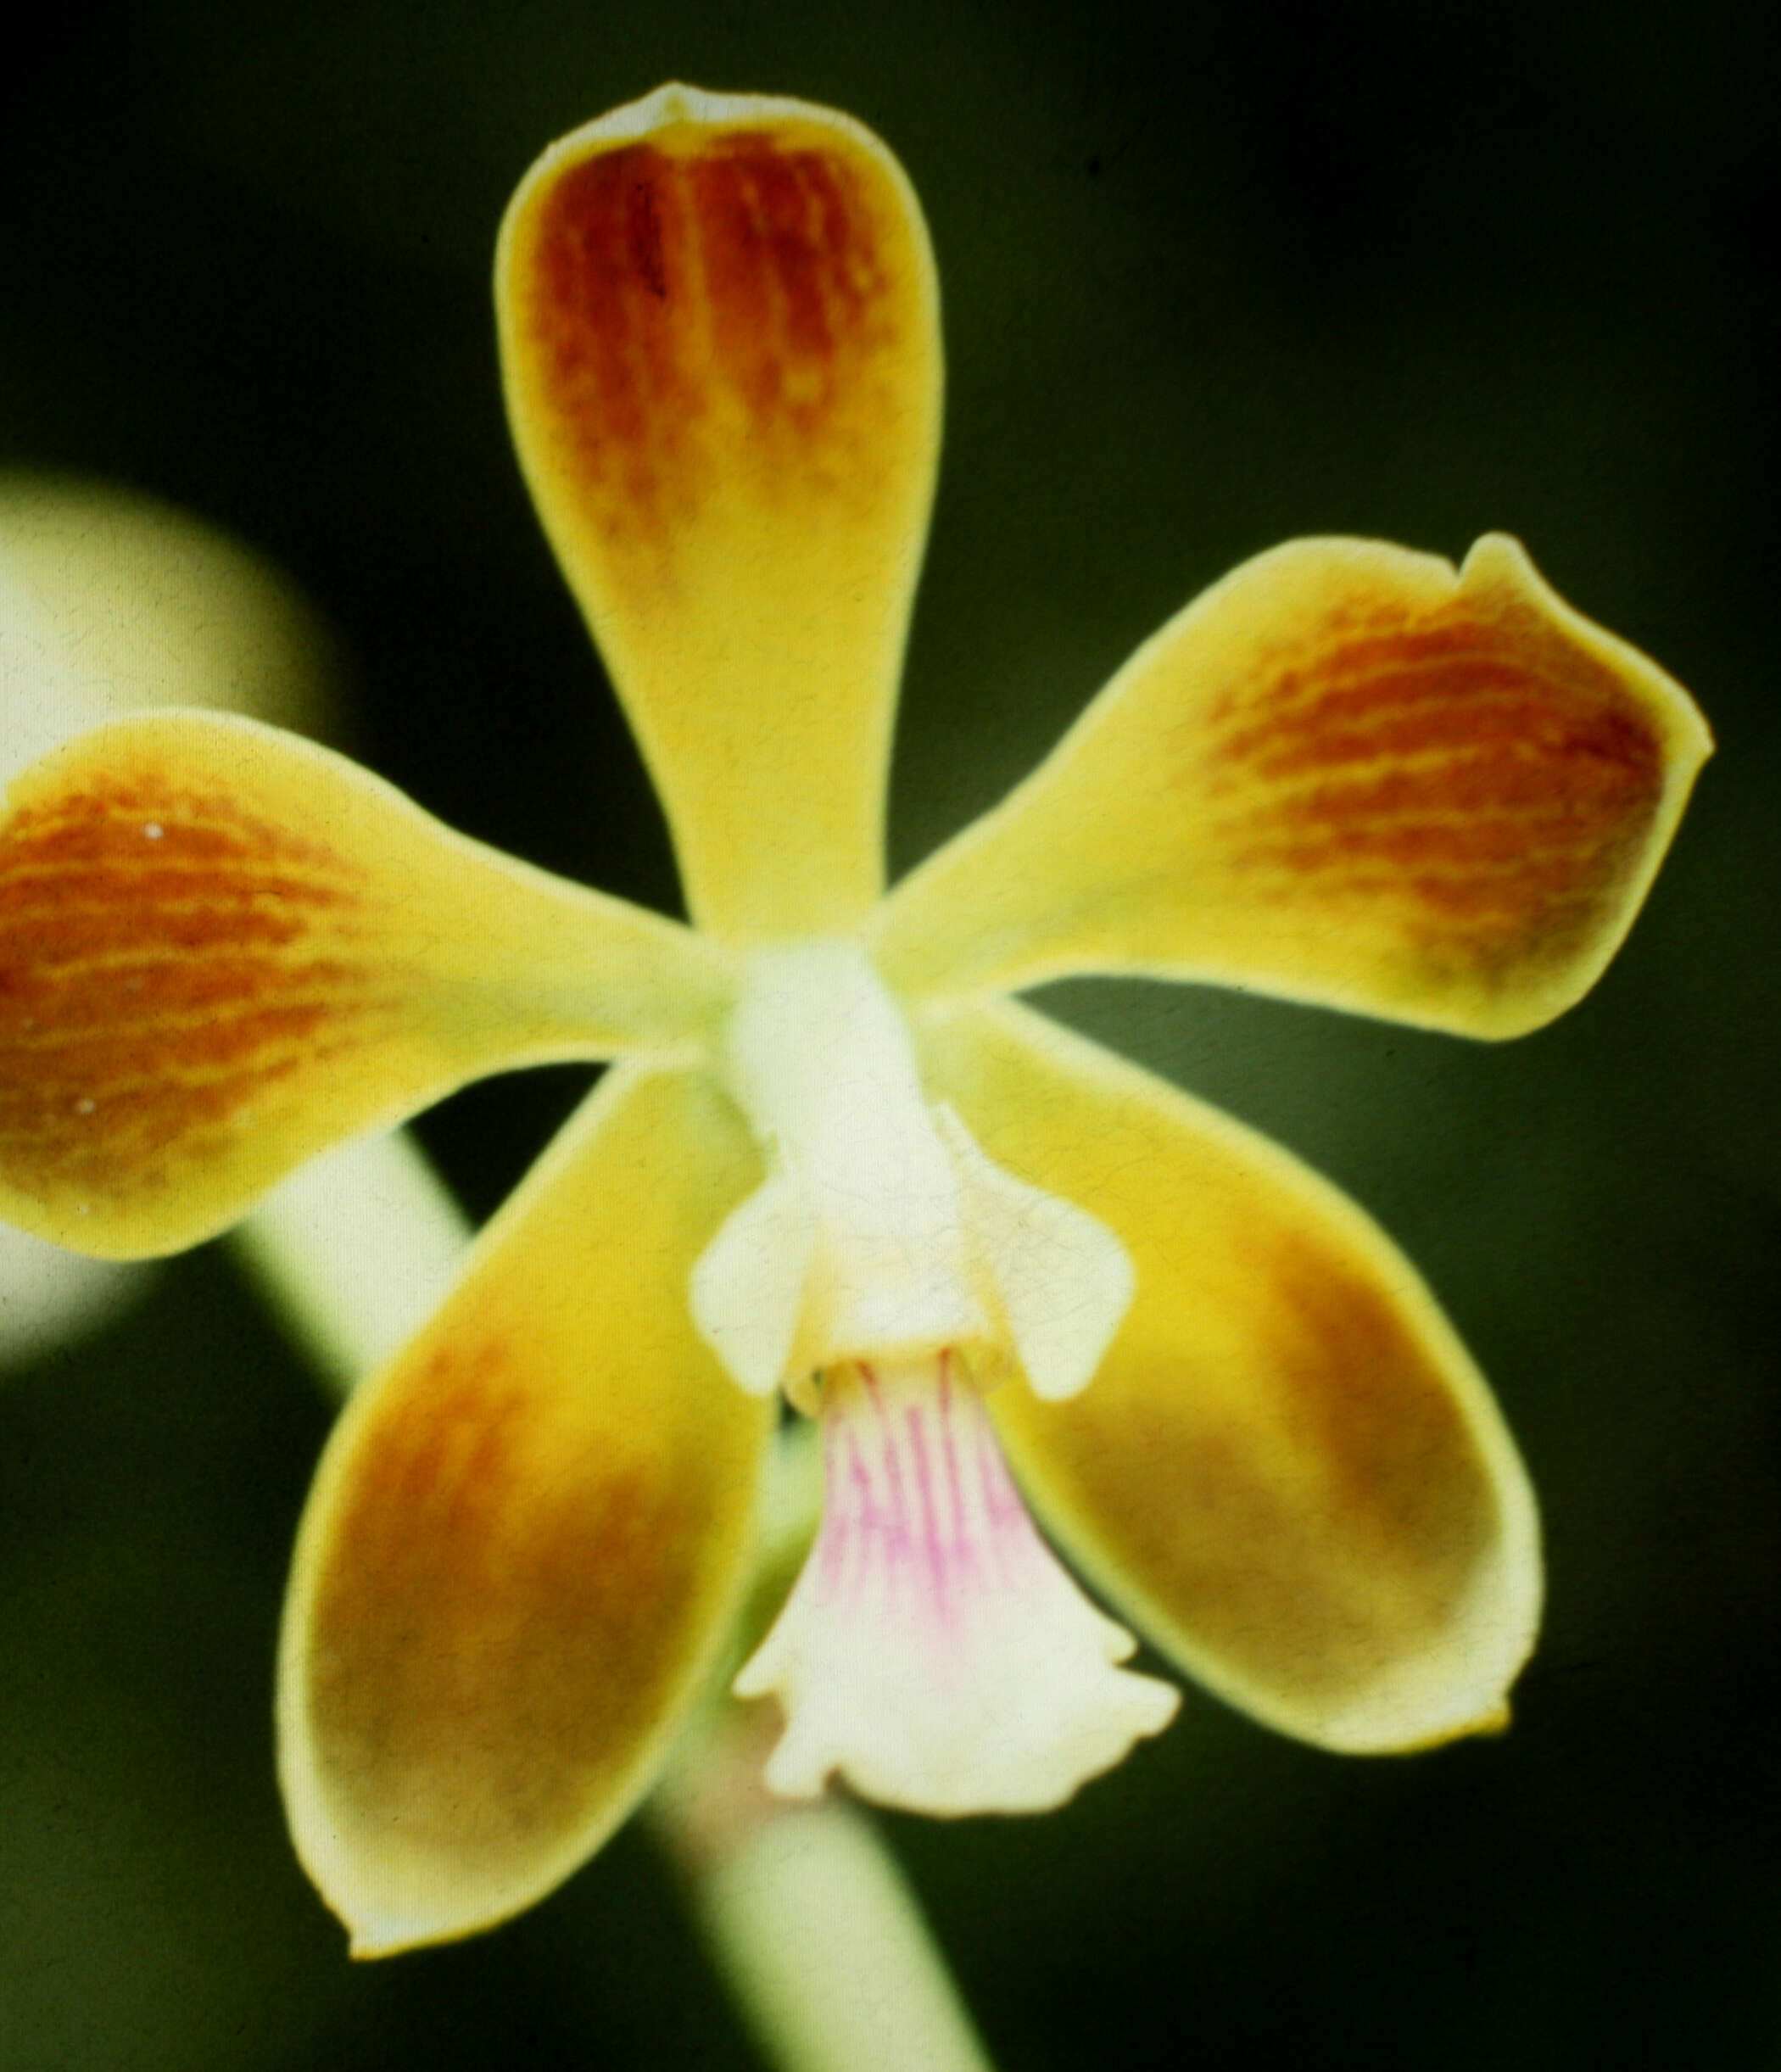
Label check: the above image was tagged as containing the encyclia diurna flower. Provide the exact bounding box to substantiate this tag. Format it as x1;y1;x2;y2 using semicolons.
0;85;1709;1956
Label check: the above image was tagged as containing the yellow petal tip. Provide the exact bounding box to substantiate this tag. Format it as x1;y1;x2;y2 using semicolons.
344;1923;426;1964
1393;1699;1514;1754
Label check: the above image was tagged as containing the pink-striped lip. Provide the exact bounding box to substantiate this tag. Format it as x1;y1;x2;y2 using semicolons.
734;1351;1178;1812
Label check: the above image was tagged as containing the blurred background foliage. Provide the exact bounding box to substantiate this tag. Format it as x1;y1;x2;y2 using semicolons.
3;0;1777;2066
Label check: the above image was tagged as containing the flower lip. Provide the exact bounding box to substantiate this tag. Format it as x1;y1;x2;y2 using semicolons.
734;1351;1180;1813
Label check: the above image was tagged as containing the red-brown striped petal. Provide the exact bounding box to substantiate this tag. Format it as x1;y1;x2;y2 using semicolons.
279;1063;773;1955
497;85;941;943
0;713;732;1255
875;536;1711;1038
918;999;1540;1751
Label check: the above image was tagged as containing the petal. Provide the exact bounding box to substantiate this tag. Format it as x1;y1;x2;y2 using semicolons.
917;999;1541;1752
935;1103;1133;1403
0;1217;142;1365
1;478;334;1347
1;472;335;770
689;1163;818;1397
0;712;732;1256
875;535;1711;1038
734;1354;1177;1812
496;84;941;942
278;1061;774;1956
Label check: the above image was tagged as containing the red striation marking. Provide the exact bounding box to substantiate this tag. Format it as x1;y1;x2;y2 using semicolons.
626;176;667;298
844;1422;876;1601
0;776;379;1201
816;1415;851;1596
935;1349;974;1580
1200;595;1667;972
859;1361;914;1615
522;130;892;552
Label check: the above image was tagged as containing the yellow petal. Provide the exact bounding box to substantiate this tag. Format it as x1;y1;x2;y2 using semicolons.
0;712;732;1256
278;1061;773;1956
496;84;941;942
917;999;1540;1752
876;535;1711;1038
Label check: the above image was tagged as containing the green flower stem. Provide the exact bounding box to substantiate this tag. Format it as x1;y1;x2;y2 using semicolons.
651;1740;996;2072
232;1129;471;1386
229;1125;998;2072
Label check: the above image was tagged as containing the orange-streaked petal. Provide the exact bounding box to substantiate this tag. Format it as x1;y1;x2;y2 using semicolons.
278;1060;773;1957
0;712;733;1256
497;83;941;943
875;535;1711;1038
918;999;1540;1752
1;476;341;1358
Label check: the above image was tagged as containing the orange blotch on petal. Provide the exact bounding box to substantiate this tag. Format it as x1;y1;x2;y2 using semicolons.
281;1064;772;1955
1193;541;1682;1000
1069;1220;1503;1701
304;1342;729;1879
1;767;383;1228
519;126;896;578
498;87;941;941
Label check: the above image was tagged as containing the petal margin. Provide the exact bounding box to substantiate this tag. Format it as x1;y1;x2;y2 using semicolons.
0;712;732;1255
278;1061;773;1956
917;999;1541;1753
497;84;941;942
876;535;1711;1037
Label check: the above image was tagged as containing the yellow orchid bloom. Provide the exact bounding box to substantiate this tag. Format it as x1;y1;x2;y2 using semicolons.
0;84;1709;1958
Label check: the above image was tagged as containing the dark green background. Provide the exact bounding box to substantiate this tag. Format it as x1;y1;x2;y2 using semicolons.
3;2;1778;2066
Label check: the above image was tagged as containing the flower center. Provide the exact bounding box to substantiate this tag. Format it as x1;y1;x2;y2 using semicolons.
690;937;1134;1404
690;941;1172;1811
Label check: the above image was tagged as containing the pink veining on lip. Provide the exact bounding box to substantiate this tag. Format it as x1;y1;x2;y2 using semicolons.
807;1354;1061;1655
736;1347;1178;1809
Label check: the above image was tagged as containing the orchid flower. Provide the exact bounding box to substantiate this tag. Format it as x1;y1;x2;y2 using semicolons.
0;85;1709;1958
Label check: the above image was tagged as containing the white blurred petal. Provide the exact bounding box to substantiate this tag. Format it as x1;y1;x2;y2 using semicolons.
1;472;336;777
0;1221;149;1366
